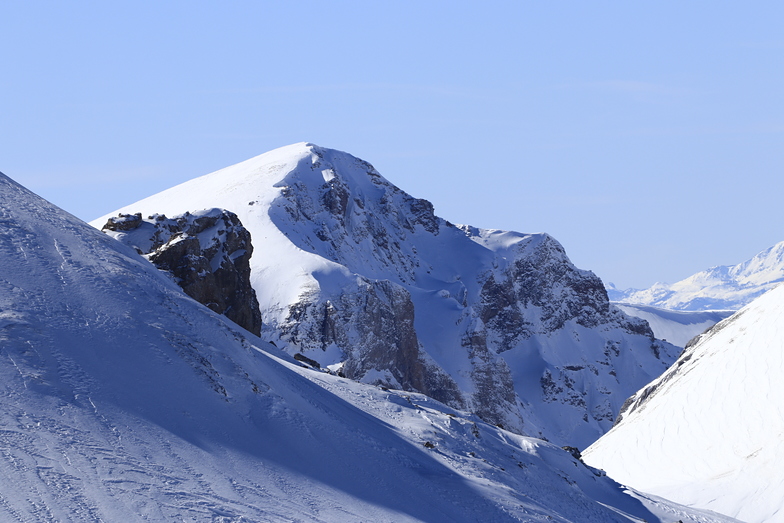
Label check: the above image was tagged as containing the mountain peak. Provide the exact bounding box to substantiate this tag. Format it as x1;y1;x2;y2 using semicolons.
93;144;679;448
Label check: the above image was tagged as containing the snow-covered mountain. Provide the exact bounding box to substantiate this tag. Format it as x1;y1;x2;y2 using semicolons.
0;171;736;522
94;142;679;449
607;241;784;311
584;283;784;522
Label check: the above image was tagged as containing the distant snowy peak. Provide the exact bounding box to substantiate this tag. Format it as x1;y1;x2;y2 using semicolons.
94;142;679;449
608;240;784;311
731;240;784;284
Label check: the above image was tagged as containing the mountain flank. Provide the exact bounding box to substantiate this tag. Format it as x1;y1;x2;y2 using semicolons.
585;282;784;522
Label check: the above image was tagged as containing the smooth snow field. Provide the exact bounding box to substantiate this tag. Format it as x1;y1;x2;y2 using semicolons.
586;284;784;523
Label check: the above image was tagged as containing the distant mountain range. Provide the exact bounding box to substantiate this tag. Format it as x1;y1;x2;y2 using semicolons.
95;143;680;449
607;241;784;311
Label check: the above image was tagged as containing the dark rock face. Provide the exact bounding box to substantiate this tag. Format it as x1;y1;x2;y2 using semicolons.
103;212;143;231
476;235;656;345
102;209;262;336
281;277;465;408
461;327;521;430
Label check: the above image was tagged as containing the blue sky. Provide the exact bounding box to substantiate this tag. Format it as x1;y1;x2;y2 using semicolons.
2;2;782;289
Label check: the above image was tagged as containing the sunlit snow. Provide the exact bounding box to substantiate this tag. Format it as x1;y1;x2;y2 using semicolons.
585;284;784;522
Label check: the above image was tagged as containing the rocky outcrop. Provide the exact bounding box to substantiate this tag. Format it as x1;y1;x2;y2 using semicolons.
102;209;262;336
282;277;465;408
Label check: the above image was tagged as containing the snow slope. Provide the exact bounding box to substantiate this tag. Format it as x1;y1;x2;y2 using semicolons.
607;241;784;310
613;304;735;348
584;283;784;522
94;142;679;449
1;172;739;522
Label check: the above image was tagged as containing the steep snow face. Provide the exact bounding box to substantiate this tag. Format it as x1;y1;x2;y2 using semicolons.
94;143;679;448
608;241;784;310
0;171;734;522
613;304;735;348
584;283;784;523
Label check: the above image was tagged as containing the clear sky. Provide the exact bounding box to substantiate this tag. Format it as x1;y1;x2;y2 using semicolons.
2;2;782;289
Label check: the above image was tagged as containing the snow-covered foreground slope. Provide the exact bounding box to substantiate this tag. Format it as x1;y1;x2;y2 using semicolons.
1;173;737;522
613;304;735;348
607;241;784;311
95;142;679;449
585;283;784;522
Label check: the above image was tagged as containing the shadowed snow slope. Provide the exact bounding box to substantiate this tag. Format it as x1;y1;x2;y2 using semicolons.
607;241;784;311
585;283;784;523
94;142;679;449
1;173;740;522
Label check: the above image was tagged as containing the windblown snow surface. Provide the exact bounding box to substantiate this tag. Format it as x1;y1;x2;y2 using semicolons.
93;142;680;449
0;174;738;521
612;304;735;348
585;284;784;522
607;241;784;311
